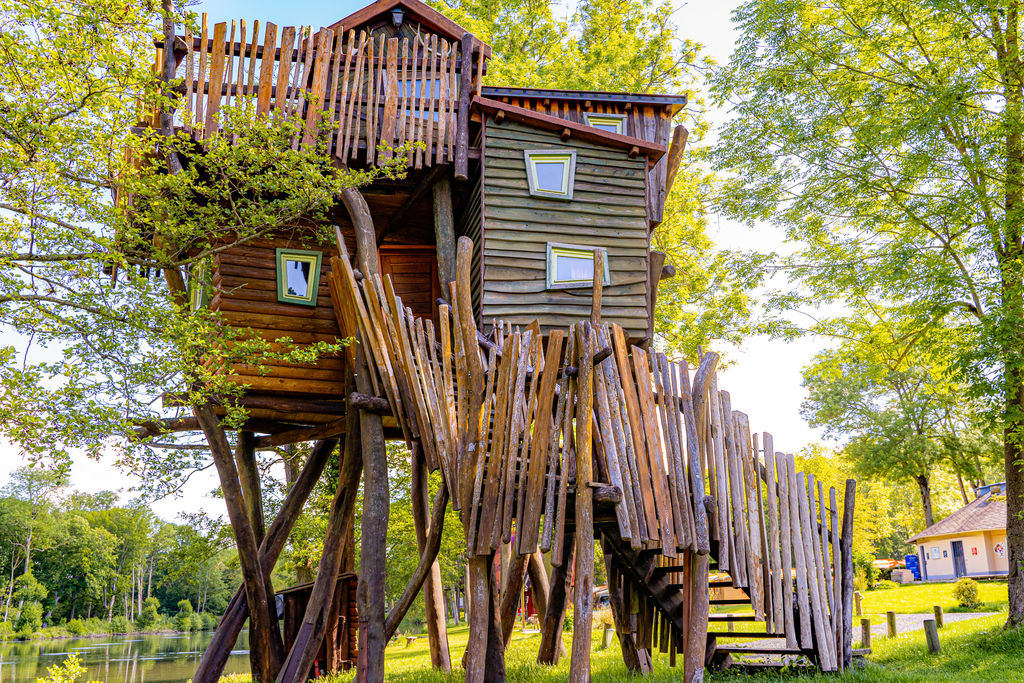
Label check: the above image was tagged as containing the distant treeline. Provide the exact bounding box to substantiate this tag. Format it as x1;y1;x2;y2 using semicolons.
0;465;239;638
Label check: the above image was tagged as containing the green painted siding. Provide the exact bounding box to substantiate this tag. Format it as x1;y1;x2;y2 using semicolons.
481;118;650;337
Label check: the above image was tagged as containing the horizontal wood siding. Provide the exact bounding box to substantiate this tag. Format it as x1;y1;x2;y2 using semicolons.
210;231;348;397
481;118;650;337
486;98;673;224
380;245;440;323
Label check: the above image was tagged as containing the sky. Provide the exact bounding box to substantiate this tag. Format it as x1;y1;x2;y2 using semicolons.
0;0;829;522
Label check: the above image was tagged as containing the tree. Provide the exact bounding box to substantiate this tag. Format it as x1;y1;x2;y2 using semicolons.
801;310;1001;525
713;0;1024;627
1;466;68;573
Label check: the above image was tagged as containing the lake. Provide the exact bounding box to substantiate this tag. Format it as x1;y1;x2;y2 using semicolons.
0;632;250;683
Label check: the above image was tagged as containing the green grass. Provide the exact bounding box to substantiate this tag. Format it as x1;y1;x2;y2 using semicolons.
854;581;1008;625
308;608;1023;683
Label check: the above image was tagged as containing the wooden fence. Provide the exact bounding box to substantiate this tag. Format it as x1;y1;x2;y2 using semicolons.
161;16;484;168
326;236;854;673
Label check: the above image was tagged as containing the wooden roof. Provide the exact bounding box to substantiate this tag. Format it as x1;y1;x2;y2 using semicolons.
327;0;488;52
482;86;687;116
908;487;1006;542
472;96;667;163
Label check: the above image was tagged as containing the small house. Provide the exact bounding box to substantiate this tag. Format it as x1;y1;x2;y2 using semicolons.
907;483;1008;581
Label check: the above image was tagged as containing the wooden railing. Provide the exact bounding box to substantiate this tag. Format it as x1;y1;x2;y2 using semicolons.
162;16;486;172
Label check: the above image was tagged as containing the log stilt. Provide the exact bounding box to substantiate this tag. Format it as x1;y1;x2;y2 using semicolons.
192;438;338;683
538;533;573;664
500;553;529;647
410;446;451;669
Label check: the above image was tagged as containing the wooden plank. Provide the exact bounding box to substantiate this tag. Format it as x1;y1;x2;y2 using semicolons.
256;22;277;114
552;332;577;566
225;21;235;111
777;451;797;648
501;329;534;545
435;39;450;165
541;332;573;552
818;480;835;622
763;433;783;634
807;474;836;669
610;325;659;539
709;375;729;571
654;354;688;550
799;471;834;670
194;14;209;131
183;23;194;124
678;360;710;555
719;392;748;587
594;352;632;541
736;412;764;618
476;333;514;553
569;322;595;683
380;37;399;159
632;348;677;554
423;33;438;165
246;20;259;99
204;22;228;136
274;26;296;117
785;453;812;650
830;486;843;669
302;28;335;148
519;330;565;553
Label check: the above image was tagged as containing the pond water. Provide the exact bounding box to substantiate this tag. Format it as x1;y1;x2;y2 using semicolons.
0;632;250;683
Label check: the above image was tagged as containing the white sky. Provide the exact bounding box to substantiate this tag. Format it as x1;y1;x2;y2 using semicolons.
0;0;827;521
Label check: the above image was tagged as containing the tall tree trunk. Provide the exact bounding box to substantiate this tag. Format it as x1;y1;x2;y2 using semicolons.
913;474;935;527
411;445;451;670
23;527;31;574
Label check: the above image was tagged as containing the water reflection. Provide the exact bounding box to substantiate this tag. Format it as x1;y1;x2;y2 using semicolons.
0;632;250;683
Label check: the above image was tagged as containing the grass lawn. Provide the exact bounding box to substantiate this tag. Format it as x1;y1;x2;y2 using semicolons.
314;606;1023;682
855;580;1008;625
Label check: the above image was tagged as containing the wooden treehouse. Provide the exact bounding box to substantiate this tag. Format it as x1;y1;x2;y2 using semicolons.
142;1;859;681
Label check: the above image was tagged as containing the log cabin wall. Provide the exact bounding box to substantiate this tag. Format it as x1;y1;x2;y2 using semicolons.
479;89;678;225
210;228;349;398
480;117;650;338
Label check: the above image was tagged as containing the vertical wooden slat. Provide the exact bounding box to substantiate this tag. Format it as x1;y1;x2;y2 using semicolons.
183;24;194;125
348;31;367;160
336;30;356;158
236;20;246;105
709;375;729;572
247;20;259;99
275;27;296;116
763;434;783;634
397;37;409;151
736;412;764;618
380;37;399;159
830;486;843;668
818;480;835;620
195;14;209;133
777;451;797;648
203;22;227;137
225;21;236;110
632;349;677;553
325;29;342;154
435;39;449;165
423;33;438;165
303;28;335;148
256;22;277;114
786;453;812;650
800;472;835;670
720;393;748;587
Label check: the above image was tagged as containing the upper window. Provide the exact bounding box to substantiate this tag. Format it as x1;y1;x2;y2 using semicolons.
276;248;323;307
546;243;610;289
583;113;626;135
524;149;576;200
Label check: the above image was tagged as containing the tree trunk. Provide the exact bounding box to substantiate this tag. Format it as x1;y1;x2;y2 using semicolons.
191;438;338;683
409;449;451;670
1005;368;1024;627
526;551;550;628
538;534;573;665
913;473;935;528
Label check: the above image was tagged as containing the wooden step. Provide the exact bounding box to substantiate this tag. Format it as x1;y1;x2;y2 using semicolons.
708;614;758;622
714;645;803;656
650;565;687;577
707;631;786;639
710;598;752;605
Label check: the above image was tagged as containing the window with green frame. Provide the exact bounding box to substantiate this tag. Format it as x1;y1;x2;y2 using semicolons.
524;149;576;200
188;258;212;311
583;113;626;135
546;243;610;289
276;248;323;306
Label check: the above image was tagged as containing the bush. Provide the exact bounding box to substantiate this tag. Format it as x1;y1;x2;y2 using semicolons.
200;612;219;631
954;577;981;608
854;551;879;590
135;598;160;631
190;613;202;632
16;601;43;636
177;599;194;615
65;619;86;636
563;606;574;632
872;579;899;591
37;653;100;683
109;616;131;634
0;620;14;639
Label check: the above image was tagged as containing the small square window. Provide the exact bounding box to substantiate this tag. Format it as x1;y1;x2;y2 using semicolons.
524;149;576;200
583;113;626;135
276;248;323;306
546;243;610;289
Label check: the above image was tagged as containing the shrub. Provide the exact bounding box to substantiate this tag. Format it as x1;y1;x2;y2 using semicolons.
872;579;899;591
66;619;86;635
190;612;203;632
16;601;43;636
563;606;574;632
177;599;194;615
135;598;160;631
200;612;219;631
954;577;981;608
0;620;14;639
109;616;131;634
37;653;100;683
173;612;193;632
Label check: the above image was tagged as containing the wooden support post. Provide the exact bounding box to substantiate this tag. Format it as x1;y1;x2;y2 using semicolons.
500;554;529;647
235;429;272;679
193;404;282;683
277;406;362;683
433;173;456;299
933;605;943;628
192;439;338;683
455;34;473;181
924;619;940;654
346;186;388;683
860;618;871;649
855;591;862;616
569;323;595;683
411;444;451;670
886;611;896;638
538;533;573;664
526;551;550;625
591;249;603;325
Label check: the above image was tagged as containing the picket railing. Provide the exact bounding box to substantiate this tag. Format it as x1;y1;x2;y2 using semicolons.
162;16;485;169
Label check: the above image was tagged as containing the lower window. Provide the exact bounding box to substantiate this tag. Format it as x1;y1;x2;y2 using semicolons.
546;243;609;289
